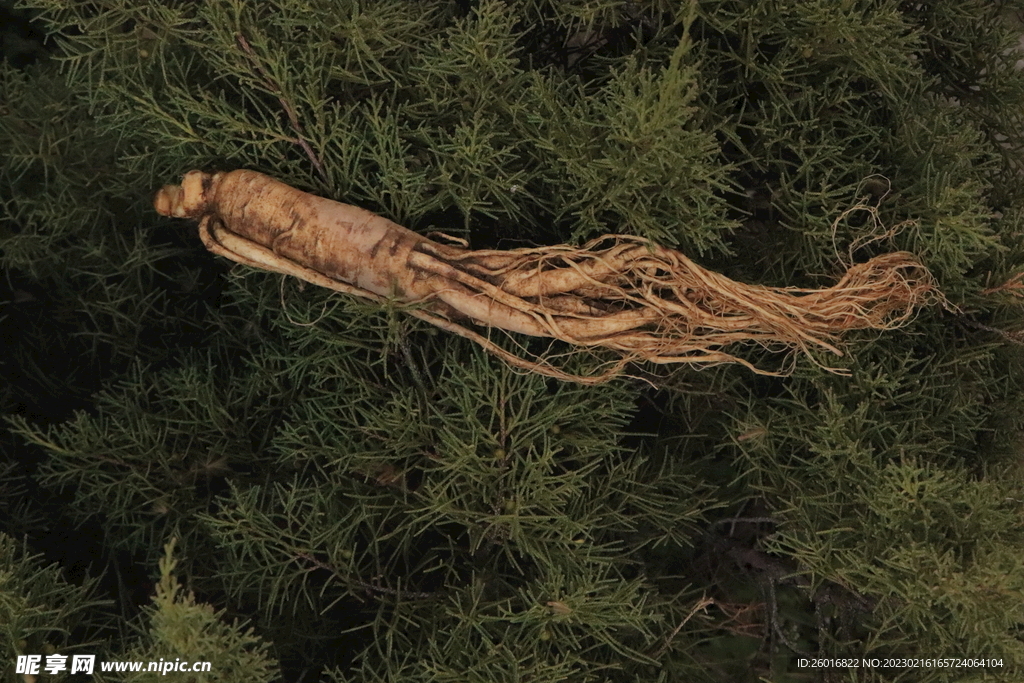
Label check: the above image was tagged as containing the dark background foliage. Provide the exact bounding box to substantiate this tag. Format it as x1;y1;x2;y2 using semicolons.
3;2;1024;682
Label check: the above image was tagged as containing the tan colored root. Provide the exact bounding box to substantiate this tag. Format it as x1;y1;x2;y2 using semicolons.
156;170;942;384
418;234;940;377
202;217;627;384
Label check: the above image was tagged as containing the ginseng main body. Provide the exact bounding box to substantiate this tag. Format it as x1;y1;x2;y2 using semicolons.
154;169;560;336
154;169;938;382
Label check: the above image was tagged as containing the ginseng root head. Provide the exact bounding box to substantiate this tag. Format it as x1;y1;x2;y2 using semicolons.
153;170;222;219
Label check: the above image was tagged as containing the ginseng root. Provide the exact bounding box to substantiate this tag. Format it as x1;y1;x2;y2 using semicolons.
154;169;940;383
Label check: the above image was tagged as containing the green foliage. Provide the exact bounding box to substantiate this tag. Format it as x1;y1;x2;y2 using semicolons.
0;535;276;683
3;0;1024;681
529;8;736;250
0;534;112;683
105;539;278;683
